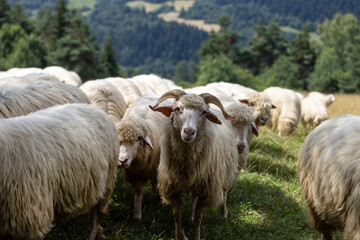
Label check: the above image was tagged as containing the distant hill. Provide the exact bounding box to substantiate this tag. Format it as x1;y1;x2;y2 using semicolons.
179;0;360;43
87;0;208;75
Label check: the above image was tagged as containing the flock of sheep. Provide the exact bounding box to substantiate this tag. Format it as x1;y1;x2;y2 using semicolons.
0;66;357;240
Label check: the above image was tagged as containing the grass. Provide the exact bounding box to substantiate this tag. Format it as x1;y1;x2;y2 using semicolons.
44;94;359;240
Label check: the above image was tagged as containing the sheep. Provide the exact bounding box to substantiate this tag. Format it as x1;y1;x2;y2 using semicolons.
298;114;360;240
0;80;90;118
44;66;82;87
132;74;182;95
131;75;158;96
223;102;259;170
206;81;257;100
104;77;142;106
150;89;239;240
79;80;127;123
0;73;60;88
0;67;82;87
186;85;235;104
0;103;119;240
241;91;276;126
307;91;336;108
263;86;301;136
116;95;166;221
300;94;331;130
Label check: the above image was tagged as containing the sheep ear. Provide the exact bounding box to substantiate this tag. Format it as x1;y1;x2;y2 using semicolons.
313;115;319;123
239;99;249;104
271;104;276;109
251;122;259;137
144;136;154;150
150;105;173;117
205;112;222;125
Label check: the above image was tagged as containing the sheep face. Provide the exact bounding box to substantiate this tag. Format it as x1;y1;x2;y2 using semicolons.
231;122;258;154
313;112;329;126
254;106;272;126
116;120;153;168
171;96;220;143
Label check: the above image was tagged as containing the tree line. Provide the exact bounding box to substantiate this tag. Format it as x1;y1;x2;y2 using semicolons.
0;0;119;81
176;14;360;93
180;0;360;45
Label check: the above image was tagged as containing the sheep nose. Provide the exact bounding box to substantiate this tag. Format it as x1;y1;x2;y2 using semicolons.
118;157;129;168
184;127;195;136
237;143;246;154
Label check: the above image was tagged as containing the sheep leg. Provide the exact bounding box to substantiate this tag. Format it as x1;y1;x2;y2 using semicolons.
88;204;105;240
173;195;188;240
306;204;332;240
151;180;161;205
193;197;206;240
133;183;144;221
190;194;198;223
220;190;228;220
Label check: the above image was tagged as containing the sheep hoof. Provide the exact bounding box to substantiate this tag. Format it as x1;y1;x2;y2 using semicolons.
133;214;142;222
95;226;105;240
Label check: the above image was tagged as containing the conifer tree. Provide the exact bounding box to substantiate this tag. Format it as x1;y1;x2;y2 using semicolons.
101;36;120;77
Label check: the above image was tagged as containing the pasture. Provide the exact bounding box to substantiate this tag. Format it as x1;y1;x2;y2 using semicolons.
44;94;359;240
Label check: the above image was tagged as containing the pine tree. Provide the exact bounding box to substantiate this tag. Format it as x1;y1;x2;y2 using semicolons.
101;36;120;77
48;0;69;46
289;23;317;90
0;0;12;28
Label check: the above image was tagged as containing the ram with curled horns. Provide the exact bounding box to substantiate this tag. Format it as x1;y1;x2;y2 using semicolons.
149;89;240;240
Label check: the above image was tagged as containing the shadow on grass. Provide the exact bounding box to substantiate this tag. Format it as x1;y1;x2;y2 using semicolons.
45;172;320;240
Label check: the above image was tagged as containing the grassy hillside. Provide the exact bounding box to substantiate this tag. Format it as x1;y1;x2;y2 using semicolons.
44;93;359;240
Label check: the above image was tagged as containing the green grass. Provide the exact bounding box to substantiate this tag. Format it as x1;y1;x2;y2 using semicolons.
44;125;343;240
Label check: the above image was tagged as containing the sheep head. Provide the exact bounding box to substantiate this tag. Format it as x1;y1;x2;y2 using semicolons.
116;120;153;168
149;90;233;143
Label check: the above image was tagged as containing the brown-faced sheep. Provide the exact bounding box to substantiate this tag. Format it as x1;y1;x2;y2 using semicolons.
0;103;119;240
298;114;360;240
0;80;90;118
116;95;166;221
150;89;239;240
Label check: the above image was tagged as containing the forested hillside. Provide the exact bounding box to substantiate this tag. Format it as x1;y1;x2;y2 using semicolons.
180;0;360;42
88;0;208;75
8;0;58;11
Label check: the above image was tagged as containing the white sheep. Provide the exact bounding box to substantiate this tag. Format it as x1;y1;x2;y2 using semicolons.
116;95;165;221
206;81;257;100
307;91;336;108
43;66;82;87
104;77;142;106
263;86;301;136
150;89;239;240
131;75;158;96
0;73;60;88
186;85;235;105
79;80;127;123
298;114;360;240
300;93;331;130
0;80;90;118
132;74;182;95
242;92;276;126
0;103;119;240
1;67;82;87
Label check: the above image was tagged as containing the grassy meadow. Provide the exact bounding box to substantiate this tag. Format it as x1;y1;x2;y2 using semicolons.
45;94;360;240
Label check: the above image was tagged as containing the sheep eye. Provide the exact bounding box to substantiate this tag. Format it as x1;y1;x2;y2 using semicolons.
202;110;207;115
137;136;142;142
175;107;182;113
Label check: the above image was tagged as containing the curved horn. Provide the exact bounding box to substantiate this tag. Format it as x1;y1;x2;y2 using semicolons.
200;93;233;120
149;89;187;110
